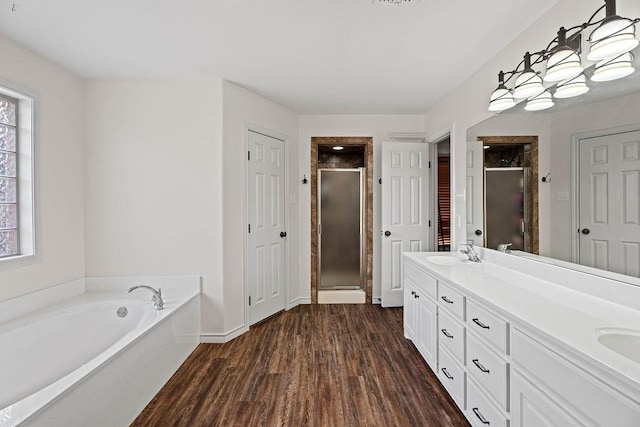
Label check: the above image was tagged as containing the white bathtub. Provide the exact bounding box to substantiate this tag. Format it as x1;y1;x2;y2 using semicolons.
0;276;200;427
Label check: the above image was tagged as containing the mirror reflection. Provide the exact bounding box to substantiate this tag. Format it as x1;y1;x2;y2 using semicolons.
466;51;640;279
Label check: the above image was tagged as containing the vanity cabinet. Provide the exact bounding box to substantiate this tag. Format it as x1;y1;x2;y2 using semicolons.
403;253;640;427
403;262;438;369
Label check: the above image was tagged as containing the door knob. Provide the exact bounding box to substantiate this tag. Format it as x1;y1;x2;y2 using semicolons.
384;231;391;237
581;228;590;235
280;231;287;238
475;229;483;236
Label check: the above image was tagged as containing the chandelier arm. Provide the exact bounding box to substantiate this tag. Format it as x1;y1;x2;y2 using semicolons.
586;4;607;26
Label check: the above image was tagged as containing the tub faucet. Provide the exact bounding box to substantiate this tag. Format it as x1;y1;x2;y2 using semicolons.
128;285;164;310
460;243;481;262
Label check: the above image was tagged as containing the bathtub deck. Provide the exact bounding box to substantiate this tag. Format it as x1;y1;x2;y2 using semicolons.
132;304;468;426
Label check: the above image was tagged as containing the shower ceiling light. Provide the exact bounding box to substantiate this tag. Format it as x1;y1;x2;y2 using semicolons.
332;146;344;151
488;0;639;113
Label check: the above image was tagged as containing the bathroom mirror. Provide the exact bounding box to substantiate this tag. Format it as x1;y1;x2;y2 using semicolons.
465;51;640;279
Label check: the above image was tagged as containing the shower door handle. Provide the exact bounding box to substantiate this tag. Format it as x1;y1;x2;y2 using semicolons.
280;231;287;238
384;231;391;237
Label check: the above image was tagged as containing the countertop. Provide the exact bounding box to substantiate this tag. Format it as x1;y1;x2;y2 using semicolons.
403;251;640;395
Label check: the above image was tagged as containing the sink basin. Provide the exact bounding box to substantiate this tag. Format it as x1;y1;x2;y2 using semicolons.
595;328;640;364
424;255;467;266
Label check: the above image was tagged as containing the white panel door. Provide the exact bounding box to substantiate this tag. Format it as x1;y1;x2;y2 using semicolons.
247;130;286;325
579;130;640;277
466;141;485;246
381;142;430;307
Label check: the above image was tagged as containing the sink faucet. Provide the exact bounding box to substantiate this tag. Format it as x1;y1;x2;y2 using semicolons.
460;243;481;262
497;243;512;253
128;285;164;310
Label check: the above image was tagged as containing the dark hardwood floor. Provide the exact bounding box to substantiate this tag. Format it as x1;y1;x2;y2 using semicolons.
132;305;469;427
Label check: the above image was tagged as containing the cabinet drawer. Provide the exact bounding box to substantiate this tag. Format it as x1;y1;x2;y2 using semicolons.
466;332;509;411
467;299;509;354
438;282;465;320
404;261;437;299
438;346;466;410
439;309;465;365
467;377;508;427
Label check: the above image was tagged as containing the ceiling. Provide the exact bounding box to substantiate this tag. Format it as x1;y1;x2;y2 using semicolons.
0;0;558;114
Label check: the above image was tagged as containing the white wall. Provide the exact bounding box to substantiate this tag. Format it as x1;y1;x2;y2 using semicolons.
83;79;225;333
298;115;425;301
423;0;640;250
222;81;299;337
0;35;84;302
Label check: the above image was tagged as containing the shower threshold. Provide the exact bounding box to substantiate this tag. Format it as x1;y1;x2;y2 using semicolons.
318;289;366;304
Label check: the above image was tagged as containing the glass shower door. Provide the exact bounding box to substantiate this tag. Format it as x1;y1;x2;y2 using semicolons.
318;169;364;290
484;168;527;251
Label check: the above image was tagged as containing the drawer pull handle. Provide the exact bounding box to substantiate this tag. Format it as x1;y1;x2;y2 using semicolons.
472;358;490;374
441;368;454;380
441;329;454;339
441;296;454;304
472;318;490;329
472;407;490;425
414;294;419;299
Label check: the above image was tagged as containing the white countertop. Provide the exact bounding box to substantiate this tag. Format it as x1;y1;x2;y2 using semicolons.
403;251;640;394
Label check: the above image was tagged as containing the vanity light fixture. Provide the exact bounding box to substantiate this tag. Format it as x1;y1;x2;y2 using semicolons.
332;146;344;151
488;0;639;112
591;52;636;81
554;73;590;98
525;90;554;111
588;0;639;61
488;71;516;112
514;53;545;99
544;27;584;83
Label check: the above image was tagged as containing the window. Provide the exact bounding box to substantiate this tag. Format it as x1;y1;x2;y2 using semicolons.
0;86;34;263
0;95;18;257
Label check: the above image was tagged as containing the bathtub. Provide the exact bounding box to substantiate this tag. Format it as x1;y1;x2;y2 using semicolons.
0;276;200;426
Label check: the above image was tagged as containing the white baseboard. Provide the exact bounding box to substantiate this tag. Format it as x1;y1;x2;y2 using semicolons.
288;297;311;309
200;324;247;343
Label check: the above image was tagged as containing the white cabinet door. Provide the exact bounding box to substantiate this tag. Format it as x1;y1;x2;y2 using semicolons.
511;370;582;427
403;280;417;341
416;294;438;369
381;142;430;307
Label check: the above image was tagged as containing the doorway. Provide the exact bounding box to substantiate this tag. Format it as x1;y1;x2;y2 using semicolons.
435;137;451;251
318;168;365;291
310;137;373;304
476;136;539;254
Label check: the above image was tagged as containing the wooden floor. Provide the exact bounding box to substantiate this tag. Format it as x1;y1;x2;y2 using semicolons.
133;305;469;427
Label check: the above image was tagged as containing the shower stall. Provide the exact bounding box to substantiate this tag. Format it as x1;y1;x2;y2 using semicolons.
484;167;529;251
318;168;365;291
